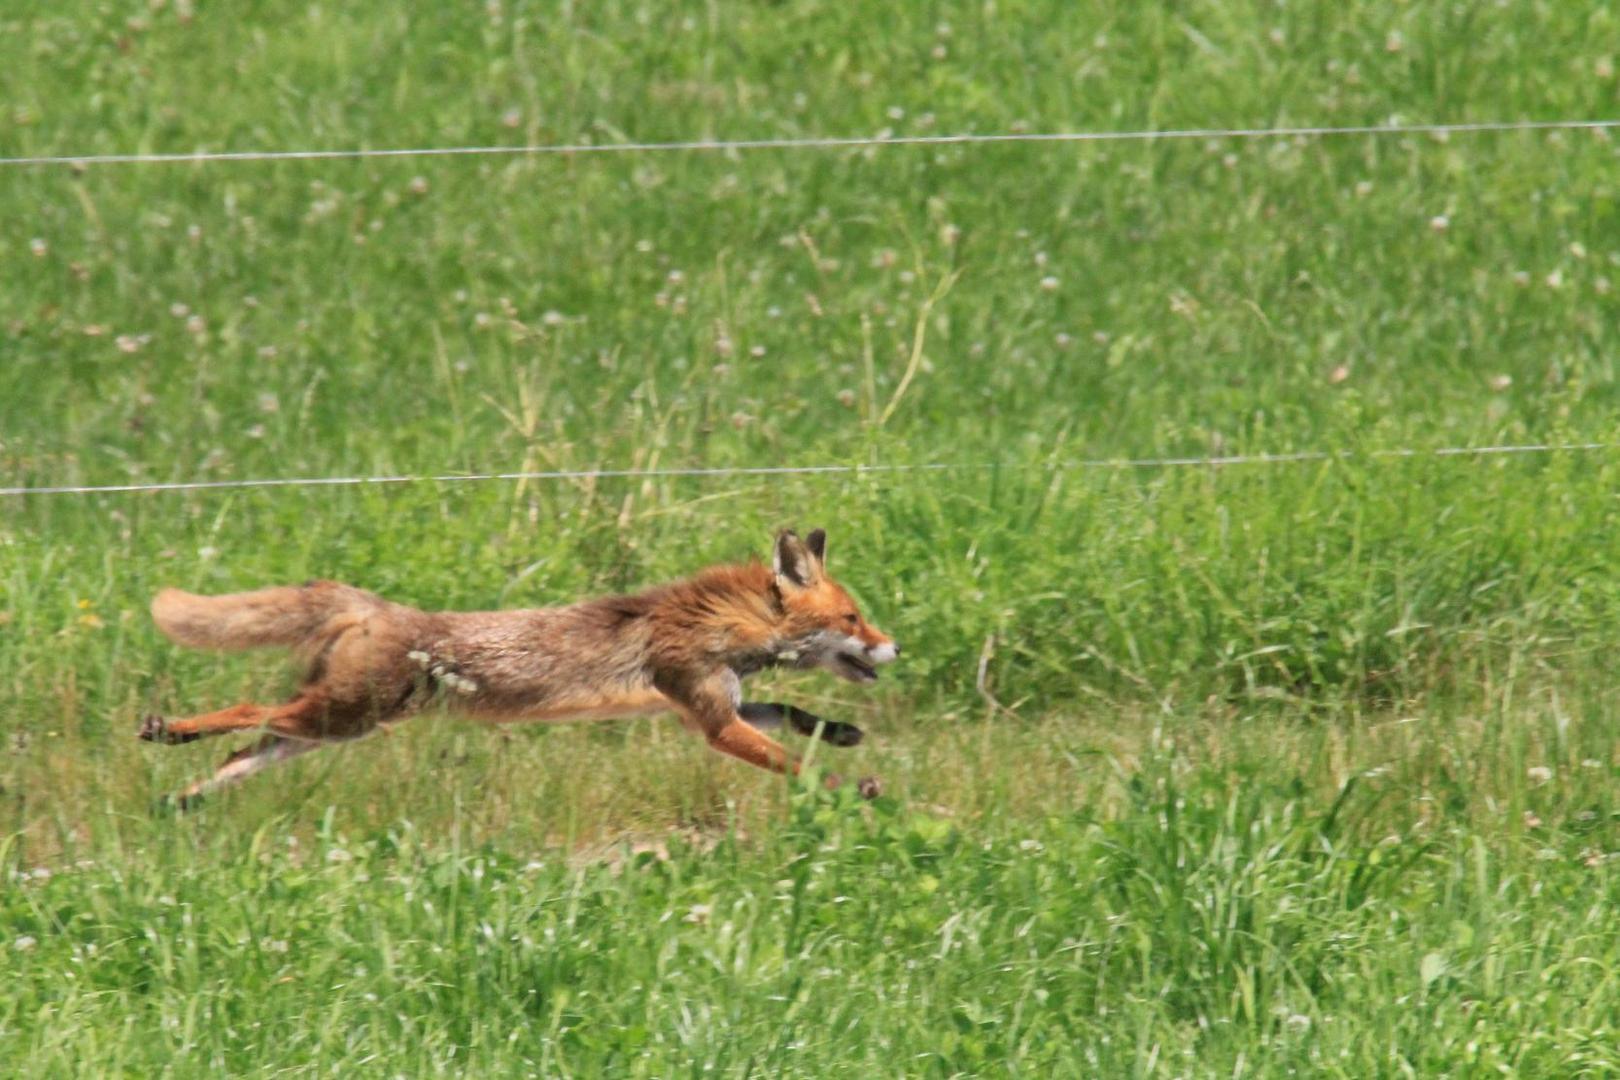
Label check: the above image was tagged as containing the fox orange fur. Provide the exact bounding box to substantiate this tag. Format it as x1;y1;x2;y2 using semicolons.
142;528;898;808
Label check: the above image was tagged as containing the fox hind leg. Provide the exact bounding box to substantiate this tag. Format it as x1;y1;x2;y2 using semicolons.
140;702;273;744
141;692;382;745
145;693;391;811
164;735;322;811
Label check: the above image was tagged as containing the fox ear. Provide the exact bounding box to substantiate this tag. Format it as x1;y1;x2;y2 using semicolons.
805;528;827;566
773;529;820;588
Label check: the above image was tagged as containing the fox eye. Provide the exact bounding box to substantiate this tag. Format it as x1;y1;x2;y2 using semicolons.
844;613;859;625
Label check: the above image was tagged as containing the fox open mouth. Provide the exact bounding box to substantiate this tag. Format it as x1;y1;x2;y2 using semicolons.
834;654;879;683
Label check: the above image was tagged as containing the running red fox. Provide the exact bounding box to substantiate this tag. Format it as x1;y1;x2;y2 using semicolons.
141;528;897;808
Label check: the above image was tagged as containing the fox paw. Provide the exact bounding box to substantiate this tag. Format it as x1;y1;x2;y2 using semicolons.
791;715;864;747
138;714;198;745
822;721;865;748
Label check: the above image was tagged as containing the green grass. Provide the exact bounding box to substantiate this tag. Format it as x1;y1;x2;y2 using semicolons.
11;738;1620;1075
6;0;1620;1073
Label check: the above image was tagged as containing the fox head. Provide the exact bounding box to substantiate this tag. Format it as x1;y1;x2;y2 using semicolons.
771;528;899;683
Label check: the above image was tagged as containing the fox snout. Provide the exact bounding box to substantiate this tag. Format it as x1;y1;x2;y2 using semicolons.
824;630;900;684
855;620;900;665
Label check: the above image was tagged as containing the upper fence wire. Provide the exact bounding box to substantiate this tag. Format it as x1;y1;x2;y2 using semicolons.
3;444;1614;498
2;118;1618;168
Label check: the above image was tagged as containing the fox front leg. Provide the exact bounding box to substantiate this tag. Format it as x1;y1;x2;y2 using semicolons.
737;702;864;747
737;701;881;798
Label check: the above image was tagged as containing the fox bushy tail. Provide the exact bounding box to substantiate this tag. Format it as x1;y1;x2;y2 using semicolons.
151;581;376;650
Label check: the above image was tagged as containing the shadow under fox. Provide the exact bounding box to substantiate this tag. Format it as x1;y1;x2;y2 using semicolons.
142;528;898;808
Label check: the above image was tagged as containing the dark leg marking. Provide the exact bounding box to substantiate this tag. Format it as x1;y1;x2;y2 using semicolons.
739;702;864;748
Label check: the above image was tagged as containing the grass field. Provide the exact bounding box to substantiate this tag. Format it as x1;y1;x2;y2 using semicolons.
6;1;1620;1073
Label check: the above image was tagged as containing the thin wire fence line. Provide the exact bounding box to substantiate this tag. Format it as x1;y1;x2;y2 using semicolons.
5;118;1618;168
3;442;1613;498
